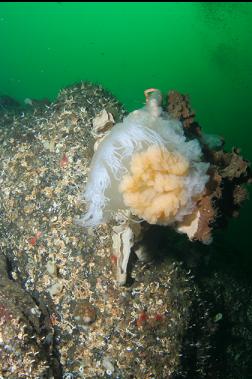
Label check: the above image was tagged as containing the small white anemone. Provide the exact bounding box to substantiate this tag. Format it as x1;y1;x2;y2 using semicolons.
79;91;209;227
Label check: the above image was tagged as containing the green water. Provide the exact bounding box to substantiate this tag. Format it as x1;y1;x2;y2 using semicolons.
1;2;252;259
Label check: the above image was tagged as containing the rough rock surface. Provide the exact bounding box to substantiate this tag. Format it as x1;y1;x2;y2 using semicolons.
0;83;251;378
0;253;54;378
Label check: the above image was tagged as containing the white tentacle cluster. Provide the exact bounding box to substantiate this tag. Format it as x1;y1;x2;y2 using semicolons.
79;91;209;228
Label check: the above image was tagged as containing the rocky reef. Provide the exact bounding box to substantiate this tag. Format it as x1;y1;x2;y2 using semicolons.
0;83;251;378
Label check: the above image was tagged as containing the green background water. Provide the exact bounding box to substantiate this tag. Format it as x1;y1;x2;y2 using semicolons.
1;2;252;262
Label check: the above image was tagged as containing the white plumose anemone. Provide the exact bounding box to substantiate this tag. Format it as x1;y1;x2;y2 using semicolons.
79;92;209;227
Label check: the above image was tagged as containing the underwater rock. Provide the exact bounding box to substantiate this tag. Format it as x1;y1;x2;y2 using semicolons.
0;82;251;378
0;94;20;108
0;253;53;378
198;254;252;379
